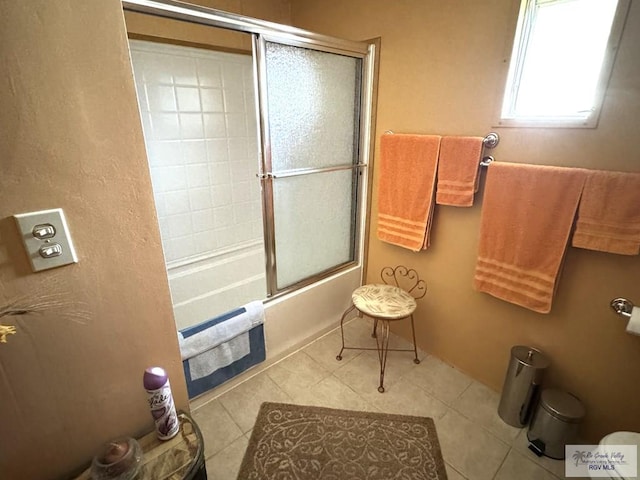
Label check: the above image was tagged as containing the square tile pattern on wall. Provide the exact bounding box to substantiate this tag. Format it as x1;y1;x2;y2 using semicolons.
193;319;589;479
129;40;261;266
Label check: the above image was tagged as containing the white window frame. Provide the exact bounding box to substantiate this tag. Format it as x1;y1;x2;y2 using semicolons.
496;0;631;129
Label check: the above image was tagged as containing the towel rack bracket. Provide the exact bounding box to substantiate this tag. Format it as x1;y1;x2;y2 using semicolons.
610;297;634;318
483;132;500;149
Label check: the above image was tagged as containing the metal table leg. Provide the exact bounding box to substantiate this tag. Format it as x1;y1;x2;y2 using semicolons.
336;304;356;361
409;314;420;365
375;319;391;393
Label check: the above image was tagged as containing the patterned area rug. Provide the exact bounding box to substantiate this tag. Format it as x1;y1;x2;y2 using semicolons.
237;402;448;479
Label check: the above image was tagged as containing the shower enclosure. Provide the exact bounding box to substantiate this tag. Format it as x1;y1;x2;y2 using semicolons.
123;0;376;357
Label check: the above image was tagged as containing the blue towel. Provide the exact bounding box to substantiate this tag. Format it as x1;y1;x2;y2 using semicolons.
178;302;266;399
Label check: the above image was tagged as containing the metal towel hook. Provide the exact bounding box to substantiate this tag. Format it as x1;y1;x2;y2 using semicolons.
610;298;634;318
480;155;494;167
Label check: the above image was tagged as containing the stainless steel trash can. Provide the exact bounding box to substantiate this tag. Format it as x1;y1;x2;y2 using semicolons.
527;388;586;459
497;346;550;427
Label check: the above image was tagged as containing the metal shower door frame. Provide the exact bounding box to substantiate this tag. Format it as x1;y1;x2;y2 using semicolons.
253;34;374;297
121;0;376;299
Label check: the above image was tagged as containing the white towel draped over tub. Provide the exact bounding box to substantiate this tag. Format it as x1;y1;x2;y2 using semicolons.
178;301;265;381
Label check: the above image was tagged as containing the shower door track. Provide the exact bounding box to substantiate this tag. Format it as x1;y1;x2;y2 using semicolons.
122;0;369;54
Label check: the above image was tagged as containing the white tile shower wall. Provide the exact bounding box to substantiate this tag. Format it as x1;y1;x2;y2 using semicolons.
129;40;266;327
170;245;267;330
130;40;262;266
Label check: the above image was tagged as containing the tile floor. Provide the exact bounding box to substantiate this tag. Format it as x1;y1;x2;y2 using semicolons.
192;318;589;479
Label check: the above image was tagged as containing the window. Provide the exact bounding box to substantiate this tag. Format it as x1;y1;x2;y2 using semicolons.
498;0;630;128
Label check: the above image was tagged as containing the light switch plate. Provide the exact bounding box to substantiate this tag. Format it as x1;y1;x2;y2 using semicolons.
14;208;78;272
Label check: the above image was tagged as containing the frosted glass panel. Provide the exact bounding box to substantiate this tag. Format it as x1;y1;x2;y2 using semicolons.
265;42;361;171
273;170;355;289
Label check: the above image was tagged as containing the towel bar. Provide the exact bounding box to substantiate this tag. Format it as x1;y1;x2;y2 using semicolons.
382;130;500;166
383;131;499;144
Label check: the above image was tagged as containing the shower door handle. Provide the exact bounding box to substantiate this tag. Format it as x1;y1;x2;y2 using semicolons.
257;164;367;181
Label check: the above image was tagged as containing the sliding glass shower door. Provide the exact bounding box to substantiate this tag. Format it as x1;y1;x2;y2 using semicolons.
256;38;366;295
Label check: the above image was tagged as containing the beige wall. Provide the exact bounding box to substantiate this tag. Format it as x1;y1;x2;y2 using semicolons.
1;1;637;477
291;0;640;441
0;2;189;479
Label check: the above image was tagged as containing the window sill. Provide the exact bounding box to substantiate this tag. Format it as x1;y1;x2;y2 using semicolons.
493;116;598;129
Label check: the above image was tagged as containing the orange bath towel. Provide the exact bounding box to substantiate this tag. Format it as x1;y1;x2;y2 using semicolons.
474;163;587;314
572;170;640;255
377;133;441;251
436;136;484;207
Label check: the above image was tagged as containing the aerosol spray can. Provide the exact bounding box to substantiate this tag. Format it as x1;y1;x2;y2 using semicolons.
143;366;179;440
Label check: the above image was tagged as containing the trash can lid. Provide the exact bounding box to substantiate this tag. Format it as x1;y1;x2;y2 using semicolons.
511;346;550;369
540;389;586;423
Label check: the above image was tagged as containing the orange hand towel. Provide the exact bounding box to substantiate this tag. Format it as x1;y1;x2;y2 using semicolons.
436;136;484;207
377;134;441;251
572;170;640;255
474;163;587;314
